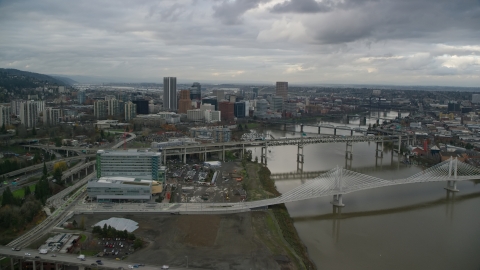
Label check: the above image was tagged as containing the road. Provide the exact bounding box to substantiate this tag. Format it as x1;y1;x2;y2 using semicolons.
0;246;198;270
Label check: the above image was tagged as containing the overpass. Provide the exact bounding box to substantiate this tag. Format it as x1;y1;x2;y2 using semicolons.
0;246;194;270
0;155;95;180
73;158;479;214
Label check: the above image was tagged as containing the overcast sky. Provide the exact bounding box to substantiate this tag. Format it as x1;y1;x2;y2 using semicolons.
1;0;480;86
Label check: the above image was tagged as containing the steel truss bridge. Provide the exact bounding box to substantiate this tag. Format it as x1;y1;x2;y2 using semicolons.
161;134;414;165
74;158;479;215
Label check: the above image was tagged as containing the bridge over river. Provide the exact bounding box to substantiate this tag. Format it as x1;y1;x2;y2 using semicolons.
74;158;479;214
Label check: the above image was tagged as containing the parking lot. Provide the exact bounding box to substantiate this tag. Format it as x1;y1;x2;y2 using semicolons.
94;238;133;259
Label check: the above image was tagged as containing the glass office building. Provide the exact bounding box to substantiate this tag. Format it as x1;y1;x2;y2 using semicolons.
96;149;162;180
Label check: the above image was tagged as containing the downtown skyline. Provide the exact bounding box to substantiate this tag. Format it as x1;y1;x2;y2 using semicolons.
1;0;480;87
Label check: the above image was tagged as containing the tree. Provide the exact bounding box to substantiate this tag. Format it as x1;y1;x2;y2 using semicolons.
72;219;78;228
80;216;85;230
24;186;31;197
237;124;243;131
1;187;15;206
42;161;47;178
254;156;258;163
133;238;143;249
53;168;63;184
31;128;37;136
0;123;5;134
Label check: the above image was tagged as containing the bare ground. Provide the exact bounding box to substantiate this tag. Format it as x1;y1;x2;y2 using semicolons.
72;211;299;270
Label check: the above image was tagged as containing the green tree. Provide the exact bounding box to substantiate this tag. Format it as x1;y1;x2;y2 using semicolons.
133;238;143;249
53;168;63;184
72;219;78;228
24;186;31;197
42;161;47;178
31;128;37;136
0;123;5;134
80;216;85;230
1;187;15;206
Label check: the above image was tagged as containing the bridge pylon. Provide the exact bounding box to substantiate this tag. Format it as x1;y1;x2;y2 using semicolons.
331;167;345;207
445;157;459;192
375;139;384;158
261;142;268;166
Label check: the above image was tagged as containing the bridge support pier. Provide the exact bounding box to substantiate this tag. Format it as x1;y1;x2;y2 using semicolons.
350;130;353;136
222;145;226;162
376;140;384;158
318;127;320;134
163;150;167;165
300;124;304;133
11;258;14;270
331;194;345;207
261;143;268;165
297;144;304;172
183;148;187;164
334;129;337;136
445;181;459;192
345;142;353;160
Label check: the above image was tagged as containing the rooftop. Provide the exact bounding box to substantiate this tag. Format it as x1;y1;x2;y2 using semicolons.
97;149;161;157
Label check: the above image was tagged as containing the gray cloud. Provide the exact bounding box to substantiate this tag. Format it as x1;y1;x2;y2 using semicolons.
271;0;332;13
0;0;479;86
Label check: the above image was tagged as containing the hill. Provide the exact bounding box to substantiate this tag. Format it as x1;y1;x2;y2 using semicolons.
51;75;78;85
0;68;70;91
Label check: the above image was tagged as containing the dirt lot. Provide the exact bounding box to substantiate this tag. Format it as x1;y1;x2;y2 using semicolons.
72;211;299;270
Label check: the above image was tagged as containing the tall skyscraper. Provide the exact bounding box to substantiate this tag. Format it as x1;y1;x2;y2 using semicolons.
219;101;234;121
78;90;86;104
190;82;202;100
132;99;149;114
125;101;137;121
20;101;38;128
276;82;288;100
94;100;107;120
163;77;177;111
0;105;12;127
107;99;120;117
178;90;192;114
213;90;225;101
43;107;63;126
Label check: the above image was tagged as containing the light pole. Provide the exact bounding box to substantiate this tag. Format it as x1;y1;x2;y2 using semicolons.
185;256;188;268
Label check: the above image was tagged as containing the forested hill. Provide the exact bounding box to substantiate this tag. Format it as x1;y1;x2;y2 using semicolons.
0;68;70;90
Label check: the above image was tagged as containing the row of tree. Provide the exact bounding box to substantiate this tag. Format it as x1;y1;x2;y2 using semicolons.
92;224;137;240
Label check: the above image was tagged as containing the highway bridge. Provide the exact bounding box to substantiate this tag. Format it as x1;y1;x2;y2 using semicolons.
0;246;195;270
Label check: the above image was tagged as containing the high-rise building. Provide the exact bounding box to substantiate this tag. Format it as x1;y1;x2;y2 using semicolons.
276;82;288;100
78;91;86;104
96;149;162;180
107;99;120;117
234;102;246;118
472;94;480;104
189;82;202;100
272;96;284;112
178;90;192;114
43;107;63;126
254;99;268;118
10;100;22;115
163;77;177;111
213;90;225;101
125;101;137;121
20;101;38;128
219;101;235;121
252;87;259;99
202;97;218;110
94;100;107;120
132;99;149;115
0;105;11;127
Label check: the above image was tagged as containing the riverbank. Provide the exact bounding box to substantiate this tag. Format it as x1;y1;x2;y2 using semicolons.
243;161;316;269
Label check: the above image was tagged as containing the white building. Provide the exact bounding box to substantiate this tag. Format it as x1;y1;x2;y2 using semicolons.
94;100;107;119
20;101;38;128
187;109;204;121
107;99;120;117
43;107;63;126
200;104;215;112
124;101;137;121
87;177;152;202
204;110;221;122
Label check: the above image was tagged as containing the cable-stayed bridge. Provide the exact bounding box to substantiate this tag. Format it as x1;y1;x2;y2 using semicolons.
74;158;480;214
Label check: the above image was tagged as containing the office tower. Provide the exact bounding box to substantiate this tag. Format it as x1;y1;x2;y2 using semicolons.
202;97;218;110
0;105;12;127
107;99;120;117
276;82;288;100
190;82;202;100
219;101;235;121
96;149;162;180
132;99;149;114
94;100;107;119
272;96;284;112
43;107;63;126
105;95;116;101
472;94;480;104
178;90;192;114
234;102;246;118
213;90;225;101
20;101;38;128
163;77;177;111
78;91;86;104
252;87;259;99
254;99;268;118
125;101;137;121
448;101;460;112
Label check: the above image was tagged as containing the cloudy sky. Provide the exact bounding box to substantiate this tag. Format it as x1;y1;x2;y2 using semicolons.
1;0;480;86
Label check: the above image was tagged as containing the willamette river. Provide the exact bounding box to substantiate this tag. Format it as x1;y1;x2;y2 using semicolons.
253;111;480;270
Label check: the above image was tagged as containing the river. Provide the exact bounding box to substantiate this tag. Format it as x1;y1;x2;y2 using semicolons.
253;111;480;270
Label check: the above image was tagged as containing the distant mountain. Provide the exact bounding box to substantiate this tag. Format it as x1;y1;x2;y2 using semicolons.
0;68;69;91
51;75;77;85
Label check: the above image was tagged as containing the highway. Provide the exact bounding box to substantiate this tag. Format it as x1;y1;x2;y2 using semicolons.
0;246;197;270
